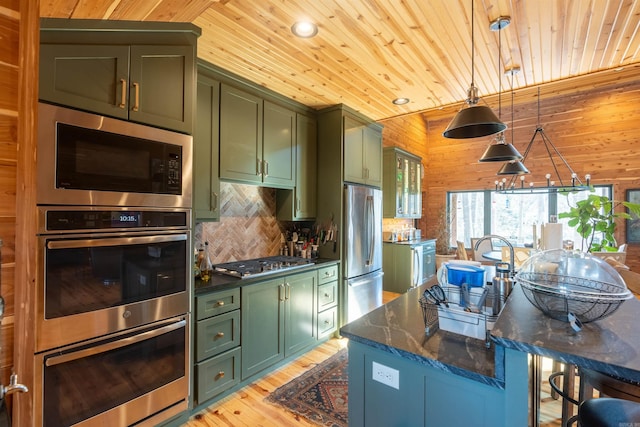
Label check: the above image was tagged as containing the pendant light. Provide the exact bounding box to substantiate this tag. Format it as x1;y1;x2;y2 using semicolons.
443;1;507;139
496;88;591;194
497;67;529;174
478;16;522;162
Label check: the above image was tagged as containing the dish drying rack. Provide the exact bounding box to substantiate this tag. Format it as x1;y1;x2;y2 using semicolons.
420;284;498;348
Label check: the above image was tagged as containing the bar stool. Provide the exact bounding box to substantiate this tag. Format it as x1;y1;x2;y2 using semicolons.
578;398;640;426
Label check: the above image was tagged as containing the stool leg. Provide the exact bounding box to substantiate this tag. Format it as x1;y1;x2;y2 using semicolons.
531;355;542;426
552;360;562;400
561;364;576;425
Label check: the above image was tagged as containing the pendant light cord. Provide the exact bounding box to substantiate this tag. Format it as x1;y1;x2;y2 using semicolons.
471;0;475;87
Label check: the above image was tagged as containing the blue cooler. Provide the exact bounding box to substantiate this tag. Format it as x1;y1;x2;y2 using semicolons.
445;264;485;287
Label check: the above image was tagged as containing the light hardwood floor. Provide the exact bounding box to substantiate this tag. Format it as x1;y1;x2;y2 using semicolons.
183;291;567;426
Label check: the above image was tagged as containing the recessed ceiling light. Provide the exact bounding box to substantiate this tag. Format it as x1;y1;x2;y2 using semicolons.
392;97;410;105
291;21;318;38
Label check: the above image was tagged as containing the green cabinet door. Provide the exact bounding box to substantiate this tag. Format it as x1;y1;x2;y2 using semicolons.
276;113;317;220
219;84;263;184
263;101;295;188
363;124;383;187
194;73;221;221
344;116;366;185
284;271;316;355
343;115;382;188
39;44;130;120
129;45;195;134
241;277;285;379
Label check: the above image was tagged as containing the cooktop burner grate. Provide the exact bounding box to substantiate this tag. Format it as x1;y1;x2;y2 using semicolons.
213;256;314;278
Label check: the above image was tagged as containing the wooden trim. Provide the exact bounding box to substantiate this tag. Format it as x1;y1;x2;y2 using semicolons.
14;0;39;424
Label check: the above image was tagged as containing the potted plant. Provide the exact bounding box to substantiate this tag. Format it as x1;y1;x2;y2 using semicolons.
559;191;640;252
434;205;457;268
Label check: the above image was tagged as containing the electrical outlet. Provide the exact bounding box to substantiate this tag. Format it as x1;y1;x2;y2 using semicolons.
372;361;399;389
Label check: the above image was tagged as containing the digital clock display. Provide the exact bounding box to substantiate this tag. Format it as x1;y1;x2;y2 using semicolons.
111;212;141;227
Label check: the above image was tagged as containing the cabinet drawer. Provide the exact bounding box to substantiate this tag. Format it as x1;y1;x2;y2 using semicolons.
318;264;339;285
196;310;240;362
196;347;241;404
317;306;338;339
196;288;240;320
318;281;338;311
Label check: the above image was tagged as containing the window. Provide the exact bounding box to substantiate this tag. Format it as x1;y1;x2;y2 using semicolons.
448;186;612;249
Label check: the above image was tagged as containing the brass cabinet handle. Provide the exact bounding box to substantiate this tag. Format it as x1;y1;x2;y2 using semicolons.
279;283;285;301
264;160;269;177
256;159;262;176
118;79;126;108
215;300;224;307
132;82;140;111
324;319;331;324
215;332;224;338
324;293;330;298
211;192;218;212
285;283;291;300
216;371;225;379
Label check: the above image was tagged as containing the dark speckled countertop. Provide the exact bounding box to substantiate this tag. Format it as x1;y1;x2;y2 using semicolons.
491;284;640;383
340;281;505;389
194;258;340;294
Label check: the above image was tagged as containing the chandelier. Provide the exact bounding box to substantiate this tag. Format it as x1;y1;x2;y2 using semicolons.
495;88;591;194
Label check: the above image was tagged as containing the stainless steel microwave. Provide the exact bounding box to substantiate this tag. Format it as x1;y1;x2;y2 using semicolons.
37;102;192;208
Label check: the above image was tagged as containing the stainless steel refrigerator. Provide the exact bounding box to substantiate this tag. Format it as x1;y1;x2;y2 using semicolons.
343;184;383;323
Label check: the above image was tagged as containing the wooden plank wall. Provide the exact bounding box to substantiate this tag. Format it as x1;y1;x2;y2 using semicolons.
381;66;640;272
0;0;20;390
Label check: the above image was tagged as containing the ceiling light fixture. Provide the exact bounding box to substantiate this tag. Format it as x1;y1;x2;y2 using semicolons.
392;97;410;105
291;21;318;38
443;1;507;139
496;88;591;194
479;16;522;162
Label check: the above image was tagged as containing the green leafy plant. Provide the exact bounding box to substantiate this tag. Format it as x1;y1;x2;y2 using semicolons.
559;192;640;252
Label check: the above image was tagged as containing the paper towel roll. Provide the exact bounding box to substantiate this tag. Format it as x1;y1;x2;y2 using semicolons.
541;223;563;250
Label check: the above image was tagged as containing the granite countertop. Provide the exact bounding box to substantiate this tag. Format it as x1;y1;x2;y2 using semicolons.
339;280;505;388
194;258;340;294
383;238;436;246
491;284;640;383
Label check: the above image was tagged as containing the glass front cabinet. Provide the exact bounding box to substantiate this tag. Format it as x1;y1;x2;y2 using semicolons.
383;147;422;218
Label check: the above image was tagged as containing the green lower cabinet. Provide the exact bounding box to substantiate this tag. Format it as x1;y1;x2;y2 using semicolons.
241;271;316;380
196;347;241;404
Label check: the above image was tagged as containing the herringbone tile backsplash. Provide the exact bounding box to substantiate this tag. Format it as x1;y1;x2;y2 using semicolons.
194;182;284;263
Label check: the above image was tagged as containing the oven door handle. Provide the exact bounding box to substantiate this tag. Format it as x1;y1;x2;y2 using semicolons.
47;233;187;250
44;319;186;367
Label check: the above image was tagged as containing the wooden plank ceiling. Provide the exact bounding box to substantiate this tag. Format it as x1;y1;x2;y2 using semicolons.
40;0;640;121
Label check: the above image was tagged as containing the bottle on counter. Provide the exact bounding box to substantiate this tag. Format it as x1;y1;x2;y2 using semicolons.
194;244;204;279
199;241;213;282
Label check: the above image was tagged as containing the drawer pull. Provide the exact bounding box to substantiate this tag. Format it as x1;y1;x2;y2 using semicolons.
324;293;330;298
324;319;331;324
215;301;225;307
216;371;225;379
215;332;225;338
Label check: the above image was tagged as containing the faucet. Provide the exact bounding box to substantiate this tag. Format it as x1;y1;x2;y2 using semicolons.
0;372;28;399
474;234;515;278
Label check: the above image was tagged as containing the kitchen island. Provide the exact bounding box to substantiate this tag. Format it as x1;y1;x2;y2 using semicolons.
340;280;640;426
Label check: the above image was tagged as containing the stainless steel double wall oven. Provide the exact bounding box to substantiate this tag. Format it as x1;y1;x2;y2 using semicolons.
35;103;193;426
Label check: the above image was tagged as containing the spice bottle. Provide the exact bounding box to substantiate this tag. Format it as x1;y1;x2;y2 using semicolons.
199;242;213;282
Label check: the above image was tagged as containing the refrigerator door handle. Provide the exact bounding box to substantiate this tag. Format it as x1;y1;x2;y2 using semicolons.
366;195;374;266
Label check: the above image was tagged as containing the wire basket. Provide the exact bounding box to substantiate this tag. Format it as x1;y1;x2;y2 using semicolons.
517;271;633;323
418;296;439;335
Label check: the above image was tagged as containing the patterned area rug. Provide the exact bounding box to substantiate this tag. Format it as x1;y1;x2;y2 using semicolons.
266;348;348;427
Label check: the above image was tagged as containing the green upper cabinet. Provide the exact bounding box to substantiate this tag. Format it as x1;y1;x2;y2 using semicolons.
263;101;296;187
276;113;317;221
344;115;383;188
39;44;195;134
383;147;422;218
219;85;295;189
39;19;199;133
193;70;221;222
219;84;263;184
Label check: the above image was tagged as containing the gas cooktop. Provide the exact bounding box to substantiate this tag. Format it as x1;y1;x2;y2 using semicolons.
213;256;314;278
